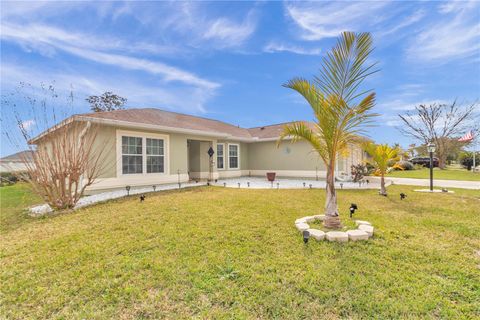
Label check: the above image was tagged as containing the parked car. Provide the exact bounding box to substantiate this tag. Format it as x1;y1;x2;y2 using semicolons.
409;157;439;168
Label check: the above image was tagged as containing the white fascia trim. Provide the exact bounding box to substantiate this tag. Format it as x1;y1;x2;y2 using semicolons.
30;116;297;144
82;116;233;139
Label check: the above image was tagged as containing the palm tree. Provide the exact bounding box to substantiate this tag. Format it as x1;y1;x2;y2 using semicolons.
278;32;378;229
363;143;400;196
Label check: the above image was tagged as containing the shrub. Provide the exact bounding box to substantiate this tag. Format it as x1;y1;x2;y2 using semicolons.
387;159;397;167
459;151;480;170
0;172;19;187
391;163;404;171
396;161;414;170
350;164;368;182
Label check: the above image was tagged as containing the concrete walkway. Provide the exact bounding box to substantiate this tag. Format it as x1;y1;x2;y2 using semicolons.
368;176;479;190
213;177;386;189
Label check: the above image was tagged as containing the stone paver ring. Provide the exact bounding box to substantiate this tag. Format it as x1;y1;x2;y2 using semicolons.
295;215;374;242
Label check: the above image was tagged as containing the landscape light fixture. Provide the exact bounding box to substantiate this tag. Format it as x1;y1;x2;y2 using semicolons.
427;142;436;191
276;182;279;189
349;203;358;218
309;184;312;189
223;182;227;187
303;182;306;188
125;185;131;196
247;182;250;187
340;183;344;189
152;185;156;192
238;182;241;188
302;230;310;244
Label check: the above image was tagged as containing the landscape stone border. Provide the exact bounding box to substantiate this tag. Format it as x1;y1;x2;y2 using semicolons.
295;215;374;242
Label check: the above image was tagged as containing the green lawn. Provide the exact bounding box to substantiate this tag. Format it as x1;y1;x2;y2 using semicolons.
387;167;480;181
1;183;479;319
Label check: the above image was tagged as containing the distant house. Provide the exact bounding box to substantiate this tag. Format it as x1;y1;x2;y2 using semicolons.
0;150;34;173
30;108;367;193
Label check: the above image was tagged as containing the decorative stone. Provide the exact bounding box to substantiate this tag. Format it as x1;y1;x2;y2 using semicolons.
295;218;307;224
312;214;326;221
358;224;374;237
304;216;316;223
326;231;349;242
307;229;325;241
355;220;371;226
346;229;369;241
295;223;310;232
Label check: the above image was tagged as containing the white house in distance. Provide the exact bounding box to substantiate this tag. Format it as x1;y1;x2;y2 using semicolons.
0;150;34;173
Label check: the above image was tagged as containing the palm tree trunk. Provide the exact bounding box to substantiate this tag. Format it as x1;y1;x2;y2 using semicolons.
380;172;387;196
324;165;342;229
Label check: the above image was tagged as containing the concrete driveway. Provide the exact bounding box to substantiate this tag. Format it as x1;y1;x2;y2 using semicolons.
368;176;480;190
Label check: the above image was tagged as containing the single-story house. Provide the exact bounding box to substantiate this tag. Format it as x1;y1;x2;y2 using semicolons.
0;150;34;173
30;108;368;193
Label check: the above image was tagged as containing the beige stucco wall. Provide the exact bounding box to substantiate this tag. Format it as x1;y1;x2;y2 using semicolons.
34;122;366;191
247;140;325;172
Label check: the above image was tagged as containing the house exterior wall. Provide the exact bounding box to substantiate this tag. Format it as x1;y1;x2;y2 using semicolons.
35;122;366;193
246;140;328;178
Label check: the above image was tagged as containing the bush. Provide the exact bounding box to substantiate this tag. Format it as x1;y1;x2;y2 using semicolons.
459;151;480;170
350;164;368;182
0;172;19;187
396;161;414;171
387;159;397;167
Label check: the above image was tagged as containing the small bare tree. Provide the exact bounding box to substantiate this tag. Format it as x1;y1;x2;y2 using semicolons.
397;101;478;169
2;83;112;210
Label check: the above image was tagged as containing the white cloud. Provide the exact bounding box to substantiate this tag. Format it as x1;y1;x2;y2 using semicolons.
263;42;321;55
1;23;219;90
21;119;35;130
406;1;480;62
1;63;214;114
379;10;425;37
203;13;257;48
107;1;258;50
285;1;390;41
379;98;450;112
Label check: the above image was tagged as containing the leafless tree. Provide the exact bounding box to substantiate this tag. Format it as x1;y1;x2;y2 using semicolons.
397;101;479;169
2;83;112;210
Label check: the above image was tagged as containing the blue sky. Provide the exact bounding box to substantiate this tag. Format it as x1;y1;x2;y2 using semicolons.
1;0;479;156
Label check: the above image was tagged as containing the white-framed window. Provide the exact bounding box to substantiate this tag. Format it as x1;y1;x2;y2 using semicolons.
146;138;164;173
117;130;169;176
228;144;239;169
217;143;225;169
122;136;143;174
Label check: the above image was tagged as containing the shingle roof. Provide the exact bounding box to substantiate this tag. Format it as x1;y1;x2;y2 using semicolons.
82;108;253;139
248;122;316;139
0;150;34;162
34;108;367;143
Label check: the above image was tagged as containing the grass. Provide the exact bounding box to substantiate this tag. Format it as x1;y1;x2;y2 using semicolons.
0;182;42;233
1;183;479;319
387;166;480;181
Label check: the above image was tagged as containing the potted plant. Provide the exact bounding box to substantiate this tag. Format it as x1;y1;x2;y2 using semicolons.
266;172;276;182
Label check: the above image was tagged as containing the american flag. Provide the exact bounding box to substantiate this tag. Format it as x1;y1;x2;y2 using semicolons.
458;131;474;142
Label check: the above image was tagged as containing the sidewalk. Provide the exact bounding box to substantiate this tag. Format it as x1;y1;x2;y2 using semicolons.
367;176;479;190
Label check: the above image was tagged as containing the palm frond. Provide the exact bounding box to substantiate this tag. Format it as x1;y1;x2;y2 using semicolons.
315;32;379;104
